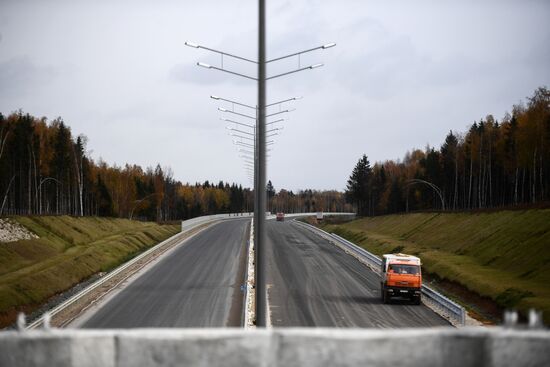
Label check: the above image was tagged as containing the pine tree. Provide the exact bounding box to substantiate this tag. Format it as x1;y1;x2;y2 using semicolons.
346;154;372;216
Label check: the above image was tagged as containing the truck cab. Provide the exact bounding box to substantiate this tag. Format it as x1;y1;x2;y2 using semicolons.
380;253;422;305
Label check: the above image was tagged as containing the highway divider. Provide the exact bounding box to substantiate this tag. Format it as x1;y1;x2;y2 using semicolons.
243;219;255;328
181;212;254;232
294;220;467;326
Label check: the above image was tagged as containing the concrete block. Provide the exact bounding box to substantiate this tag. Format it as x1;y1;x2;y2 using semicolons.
1;327;549;367
0;330;115;367
488;329;550;367
273;328;486;367
116;329;270;367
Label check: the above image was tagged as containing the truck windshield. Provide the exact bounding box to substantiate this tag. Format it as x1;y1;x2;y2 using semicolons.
389;264;420;275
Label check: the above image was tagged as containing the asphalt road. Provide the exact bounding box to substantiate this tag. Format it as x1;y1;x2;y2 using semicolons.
80;219;249;328
266;220;450;327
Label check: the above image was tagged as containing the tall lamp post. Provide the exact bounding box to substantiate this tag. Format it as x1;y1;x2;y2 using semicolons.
186;17;335;326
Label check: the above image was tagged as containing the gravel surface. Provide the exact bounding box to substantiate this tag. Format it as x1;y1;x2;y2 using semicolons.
0;218;38;243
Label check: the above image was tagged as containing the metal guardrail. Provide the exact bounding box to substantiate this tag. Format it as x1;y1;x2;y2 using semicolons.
422;284;466;325
294;220;467;326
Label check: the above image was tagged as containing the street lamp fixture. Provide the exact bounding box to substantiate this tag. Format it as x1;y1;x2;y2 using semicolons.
197;62;212;69
184;41;199;48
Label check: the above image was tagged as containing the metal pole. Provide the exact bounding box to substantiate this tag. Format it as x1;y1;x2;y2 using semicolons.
255;0;267;327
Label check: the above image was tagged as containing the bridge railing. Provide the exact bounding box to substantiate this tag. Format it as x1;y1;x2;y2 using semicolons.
1;327;548;367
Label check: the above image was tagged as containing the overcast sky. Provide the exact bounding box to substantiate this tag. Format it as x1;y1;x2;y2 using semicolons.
1;0;549;192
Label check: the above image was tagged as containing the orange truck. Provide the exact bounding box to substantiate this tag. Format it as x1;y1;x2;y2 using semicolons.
380;253;422;305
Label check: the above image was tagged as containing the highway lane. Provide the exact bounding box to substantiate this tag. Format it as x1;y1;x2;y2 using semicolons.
266;220;450;327
80;219;249;328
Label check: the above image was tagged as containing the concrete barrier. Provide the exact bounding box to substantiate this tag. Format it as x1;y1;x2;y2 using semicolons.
180;212;355;232
1;328;548;367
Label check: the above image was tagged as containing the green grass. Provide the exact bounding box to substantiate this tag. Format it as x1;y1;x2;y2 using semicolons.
0;216;180;327
321;210;550;323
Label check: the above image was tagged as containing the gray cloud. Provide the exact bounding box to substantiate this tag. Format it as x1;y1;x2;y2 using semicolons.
0;56;56;98
0;0;549;191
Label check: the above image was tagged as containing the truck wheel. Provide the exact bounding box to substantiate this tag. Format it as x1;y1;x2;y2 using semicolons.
382;290;389;304
413;296;421;305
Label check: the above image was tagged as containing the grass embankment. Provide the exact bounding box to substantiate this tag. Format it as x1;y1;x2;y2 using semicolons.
0;216;179;327
321;210;550;324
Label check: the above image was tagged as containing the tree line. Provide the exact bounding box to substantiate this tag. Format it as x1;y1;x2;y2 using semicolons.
346;87;550;216
0;111;254;221
0;111;350;221
267;180;352;213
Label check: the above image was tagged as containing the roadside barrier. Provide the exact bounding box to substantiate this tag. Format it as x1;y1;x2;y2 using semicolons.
2;327;549;367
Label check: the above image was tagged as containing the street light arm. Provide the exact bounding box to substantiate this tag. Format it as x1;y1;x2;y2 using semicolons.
266;64;323;80
39;177;63;188
186;41;258;64
234;141;255;148
406;179;446;211
212;96;257;110
227;127;254;136
265;43;336;64
221;118;255;129
265;97;302;108
230;134;255;141
266;118;284;125
203;64;257;81
187;41;335;65
213;96;300;110
219;108;257;120
266;109;293;118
